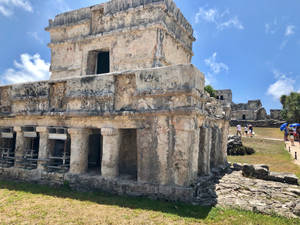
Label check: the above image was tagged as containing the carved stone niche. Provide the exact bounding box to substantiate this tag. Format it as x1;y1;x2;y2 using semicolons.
49;82;66;112
0;87;11;114
115;74;137;111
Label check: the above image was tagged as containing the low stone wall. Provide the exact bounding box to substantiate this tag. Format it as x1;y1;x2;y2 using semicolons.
1;165;300;218
230;119;285;128
0;168;194;203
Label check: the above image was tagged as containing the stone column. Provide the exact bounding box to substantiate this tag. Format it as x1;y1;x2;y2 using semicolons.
172;117;200;187
210;127;219;169
68;128;91;174
198;127;212;176
36;127;49;170
14;126;25;168
219;122;229;166
101;128;120;178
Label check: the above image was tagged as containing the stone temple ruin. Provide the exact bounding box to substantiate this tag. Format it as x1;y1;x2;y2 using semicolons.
216;89;284;127
0;0;230;202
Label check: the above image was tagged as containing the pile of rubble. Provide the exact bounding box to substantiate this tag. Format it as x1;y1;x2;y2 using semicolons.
231;163;299;185
194;164;300;218
227;135;255;155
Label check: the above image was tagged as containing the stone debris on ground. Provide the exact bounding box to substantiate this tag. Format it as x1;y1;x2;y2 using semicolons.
227;135;255;155
194;166;300;218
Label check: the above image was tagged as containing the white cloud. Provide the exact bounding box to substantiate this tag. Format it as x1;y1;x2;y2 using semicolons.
1;53;50;84
285;25;295;36
265;20;279;35
205;72;216;86
0;5;11;16
204;52;229;74
195;7;244;31
0;0;32;16
27;32;44;44
267;70;295;99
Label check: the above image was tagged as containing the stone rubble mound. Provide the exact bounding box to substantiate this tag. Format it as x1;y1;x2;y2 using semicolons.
195;165;300;218
232;163;299;185
227;135;255;155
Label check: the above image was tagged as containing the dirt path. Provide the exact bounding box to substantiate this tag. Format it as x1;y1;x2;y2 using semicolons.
285;141;300;166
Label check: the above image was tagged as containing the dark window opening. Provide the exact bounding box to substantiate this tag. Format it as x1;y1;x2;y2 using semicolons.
47;139;70;173
216;96;219;99
86;50;110;75
0;133;16;168
97;52;110;74
22;136;39;170
88;129;103;175
119;129;137;180
220;95;224;100
242;115;246;120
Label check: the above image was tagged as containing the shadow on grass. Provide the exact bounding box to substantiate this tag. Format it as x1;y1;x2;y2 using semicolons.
0;179;213;220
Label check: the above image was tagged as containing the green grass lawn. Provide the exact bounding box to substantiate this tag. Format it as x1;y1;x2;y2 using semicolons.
229;127;283;139
0;179;299;225
228;127;300;178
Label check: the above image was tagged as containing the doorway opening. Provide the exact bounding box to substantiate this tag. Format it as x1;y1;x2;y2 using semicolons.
46;127;70;173
0;127;15;168
87;129;103;175
119;129;137;180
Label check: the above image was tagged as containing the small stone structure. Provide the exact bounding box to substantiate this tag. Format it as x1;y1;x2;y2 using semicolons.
0;0;231;202
215;89;232;106
216;89;284;127
232;100;268;121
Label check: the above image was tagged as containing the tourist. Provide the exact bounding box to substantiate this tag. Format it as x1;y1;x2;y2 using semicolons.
244;125;248;137
290;127;295;146
236;124;242;136
284;125;289;141
248;124;253;137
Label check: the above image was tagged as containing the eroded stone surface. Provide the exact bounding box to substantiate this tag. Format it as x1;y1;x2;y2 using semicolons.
195;170;300;218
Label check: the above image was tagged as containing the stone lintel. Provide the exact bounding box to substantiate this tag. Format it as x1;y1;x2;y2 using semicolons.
36;126;48;133
13;126;22;133
68;127;92;135
101;127;119;136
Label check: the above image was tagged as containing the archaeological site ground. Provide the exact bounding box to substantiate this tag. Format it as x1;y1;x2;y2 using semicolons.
0;0;300;224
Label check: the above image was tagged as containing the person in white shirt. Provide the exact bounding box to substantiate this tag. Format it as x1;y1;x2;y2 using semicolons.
236;124;242;137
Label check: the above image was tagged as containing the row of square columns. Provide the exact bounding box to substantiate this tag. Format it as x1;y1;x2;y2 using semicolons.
11;126;122;178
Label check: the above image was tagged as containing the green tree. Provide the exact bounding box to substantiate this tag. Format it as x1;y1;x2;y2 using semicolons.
204;85;216;98
280;92;300;122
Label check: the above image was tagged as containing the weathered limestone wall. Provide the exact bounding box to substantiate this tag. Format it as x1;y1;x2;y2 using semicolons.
137;115;200;186
0;64;205;116
46;0;195;80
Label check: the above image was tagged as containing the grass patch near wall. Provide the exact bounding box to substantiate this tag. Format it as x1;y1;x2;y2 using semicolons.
228;138;300;178
229;127;283;139
0;179;299;225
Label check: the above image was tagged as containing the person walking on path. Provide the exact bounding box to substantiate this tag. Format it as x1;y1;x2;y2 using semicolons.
244;125;248;137
236;124;242;137
248;124;253;138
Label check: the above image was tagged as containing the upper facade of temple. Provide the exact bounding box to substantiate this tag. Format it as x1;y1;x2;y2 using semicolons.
46;0;195;80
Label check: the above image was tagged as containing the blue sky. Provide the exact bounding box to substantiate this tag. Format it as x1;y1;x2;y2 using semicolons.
0;0;299;112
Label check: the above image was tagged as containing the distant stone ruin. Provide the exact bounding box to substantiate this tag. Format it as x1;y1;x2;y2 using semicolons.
216;89;284;127
0;0;231;202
